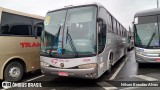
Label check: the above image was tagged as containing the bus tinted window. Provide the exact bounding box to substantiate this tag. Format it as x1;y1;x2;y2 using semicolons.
117;22;120;34
113;19;117;33
1;25;9;34
1;24;31;35
1;12;32;35
99;7;112;32
98;7;107;53
119;25;122;35
108;14;112;32
1;12;32;26
10;25;31;35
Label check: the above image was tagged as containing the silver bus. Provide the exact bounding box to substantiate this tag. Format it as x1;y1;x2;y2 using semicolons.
134;8;160;63
40;3;128;79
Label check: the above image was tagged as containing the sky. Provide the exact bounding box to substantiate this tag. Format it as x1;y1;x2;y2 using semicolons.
0;0;159;29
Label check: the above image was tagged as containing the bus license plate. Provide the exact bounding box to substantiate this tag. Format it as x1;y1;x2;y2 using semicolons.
58;72;68;76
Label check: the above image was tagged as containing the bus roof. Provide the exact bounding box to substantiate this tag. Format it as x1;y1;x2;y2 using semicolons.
47;2;103;13
64;2;103;8
135;8;160;17
0;7;44;20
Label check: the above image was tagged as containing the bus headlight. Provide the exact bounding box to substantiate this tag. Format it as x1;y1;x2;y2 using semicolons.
40;62;50;67
136;49;147;55
78;63;97;69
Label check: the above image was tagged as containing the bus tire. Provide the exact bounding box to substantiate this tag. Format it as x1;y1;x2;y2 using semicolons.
4;61;24;81
108;53;113;72
124;48;127;56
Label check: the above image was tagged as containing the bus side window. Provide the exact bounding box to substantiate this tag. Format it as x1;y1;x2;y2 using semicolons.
1;12;33;36
1;25;9;34
10;25;31;35
98;7;107;53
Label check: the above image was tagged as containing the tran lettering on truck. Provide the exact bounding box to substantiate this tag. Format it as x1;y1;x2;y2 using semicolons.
20;42;40;48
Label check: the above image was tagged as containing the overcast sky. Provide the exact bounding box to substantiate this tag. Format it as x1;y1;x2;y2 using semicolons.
0;0;158;29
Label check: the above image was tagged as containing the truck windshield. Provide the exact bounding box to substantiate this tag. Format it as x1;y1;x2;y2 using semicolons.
134;16;160;49
41;6;97;58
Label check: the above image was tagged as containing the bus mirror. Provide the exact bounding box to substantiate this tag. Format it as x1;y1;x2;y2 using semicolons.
34;22;44;39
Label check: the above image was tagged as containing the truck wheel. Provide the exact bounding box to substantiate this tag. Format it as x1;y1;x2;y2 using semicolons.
4;61;24;81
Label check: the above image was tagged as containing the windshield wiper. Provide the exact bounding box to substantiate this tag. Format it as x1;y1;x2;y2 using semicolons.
49;26;62;56
54;25;62;43
147;32;156;48
66;26;78;57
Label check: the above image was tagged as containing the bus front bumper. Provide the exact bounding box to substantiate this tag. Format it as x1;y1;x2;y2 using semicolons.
135;53;160;63
40;66;98;79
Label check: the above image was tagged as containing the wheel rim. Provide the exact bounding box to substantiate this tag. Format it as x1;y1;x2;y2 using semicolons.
8;66;20;78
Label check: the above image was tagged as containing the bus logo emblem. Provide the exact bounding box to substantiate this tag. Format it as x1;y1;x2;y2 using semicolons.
60;63;64;68
52;59;58;64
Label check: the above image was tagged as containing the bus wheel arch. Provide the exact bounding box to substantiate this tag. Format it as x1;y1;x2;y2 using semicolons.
3;58;26;81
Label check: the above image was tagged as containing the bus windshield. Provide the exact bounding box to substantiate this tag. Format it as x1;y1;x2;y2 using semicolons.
134;16;160;48
41;6;97;58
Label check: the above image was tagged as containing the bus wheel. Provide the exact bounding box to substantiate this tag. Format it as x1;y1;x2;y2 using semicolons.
108;53;113;72
124;48;127;56
4;61;23;81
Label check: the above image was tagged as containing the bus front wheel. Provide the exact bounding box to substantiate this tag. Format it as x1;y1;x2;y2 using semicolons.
108;53;113;72
4;61;24;81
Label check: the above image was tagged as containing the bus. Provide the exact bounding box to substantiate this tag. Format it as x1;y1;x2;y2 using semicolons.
134;8;160;63
40;3;128;79
0;7;44;81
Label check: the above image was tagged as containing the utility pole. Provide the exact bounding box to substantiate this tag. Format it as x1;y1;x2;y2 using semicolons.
157;0;159;8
